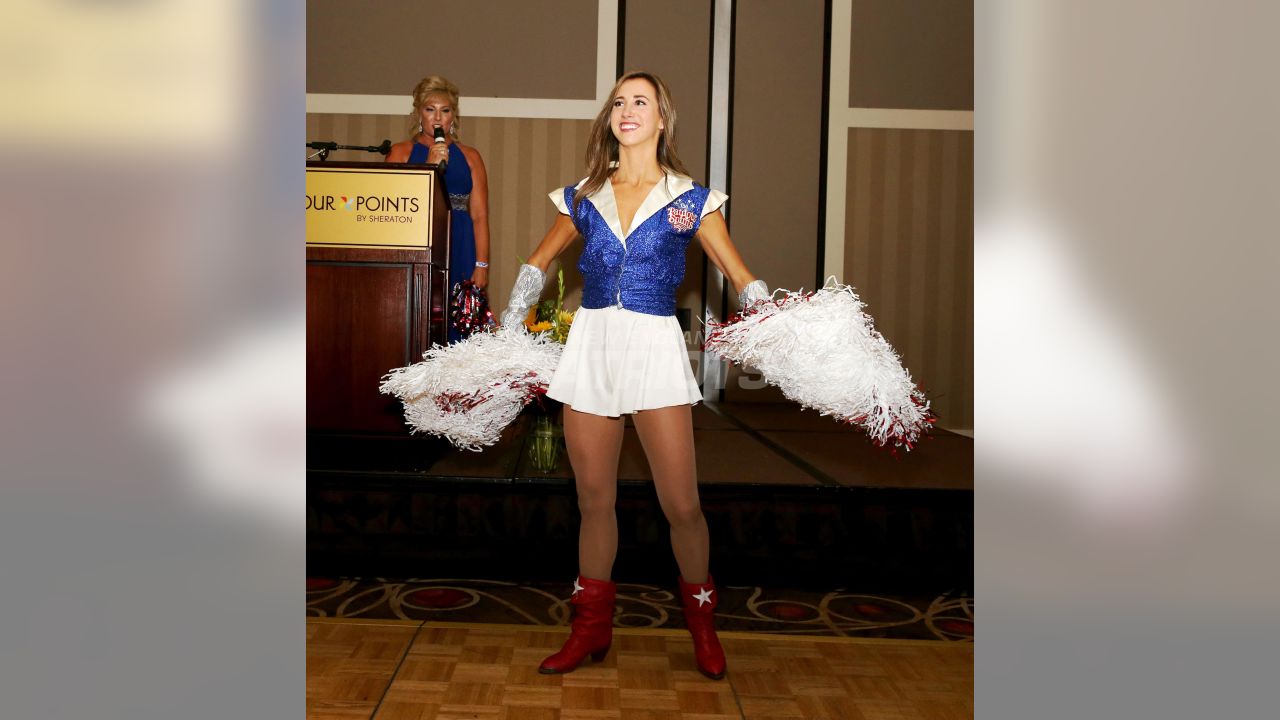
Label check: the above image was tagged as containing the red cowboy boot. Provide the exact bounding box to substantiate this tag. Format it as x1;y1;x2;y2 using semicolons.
538;575;617;674
679;575;727;679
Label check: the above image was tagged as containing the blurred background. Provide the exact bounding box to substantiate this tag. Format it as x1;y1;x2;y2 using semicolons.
0;0;303;717
975;1;1280;717
1;0;1278;717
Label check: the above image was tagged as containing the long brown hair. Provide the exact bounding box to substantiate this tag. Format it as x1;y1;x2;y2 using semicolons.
573;71;690;214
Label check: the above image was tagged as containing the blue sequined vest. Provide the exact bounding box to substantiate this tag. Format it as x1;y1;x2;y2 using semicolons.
565;183;711;316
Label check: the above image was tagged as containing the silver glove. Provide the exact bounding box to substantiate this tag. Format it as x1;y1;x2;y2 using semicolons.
738;279;770;308
500;263;547;328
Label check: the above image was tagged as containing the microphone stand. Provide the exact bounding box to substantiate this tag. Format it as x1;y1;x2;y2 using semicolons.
306;140;392;161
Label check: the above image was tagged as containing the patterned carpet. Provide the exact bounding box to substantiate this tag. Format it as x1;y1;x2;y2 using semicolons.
306;577;972;642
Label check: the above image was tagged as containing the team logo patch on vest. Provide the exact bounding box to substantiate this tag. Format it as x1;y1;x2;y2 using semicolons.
667;207;697;233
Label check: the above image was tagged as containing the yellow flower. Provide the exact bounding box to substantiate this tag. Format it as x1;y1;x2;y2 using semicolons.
528;321;553;333
557;310;575;325
523;307;539;329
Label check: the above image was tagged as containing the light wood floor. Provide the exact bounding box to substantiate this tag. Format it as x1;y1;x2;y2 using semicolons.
308;618;972;720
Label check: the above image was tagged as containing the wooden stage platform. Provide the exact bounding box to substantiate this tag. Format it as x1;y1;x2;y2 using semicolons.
307;402;972;593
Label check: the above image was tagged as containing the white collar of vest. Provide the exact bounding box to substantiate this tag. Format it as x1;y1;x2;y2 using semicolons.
578;171;695;245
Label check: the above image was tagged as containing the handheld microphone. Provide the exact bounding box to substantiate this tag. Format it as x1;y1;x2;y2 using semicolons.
432;126;448;168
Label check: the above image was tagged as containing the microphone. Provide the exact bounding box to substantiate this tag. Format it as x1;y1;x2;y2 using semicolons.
432;126;448;168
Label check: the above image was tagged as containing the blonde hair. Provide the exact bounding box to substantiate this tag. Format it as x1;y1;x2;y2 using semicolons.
574;71;690;214
410;75;461;137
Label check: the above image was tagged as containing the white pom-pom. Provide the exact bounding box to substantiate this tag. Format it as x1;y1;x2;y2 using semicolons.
380;327;563;451
705;277;933;449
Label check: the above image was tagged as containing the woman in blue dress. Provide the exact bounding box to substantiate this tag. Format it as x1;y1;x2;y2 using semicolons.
387;75;491;343
499;71;769;680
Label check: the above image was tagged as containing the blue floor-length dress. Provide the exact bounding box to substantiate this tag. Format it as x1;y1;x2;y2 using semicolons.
408;141;475;343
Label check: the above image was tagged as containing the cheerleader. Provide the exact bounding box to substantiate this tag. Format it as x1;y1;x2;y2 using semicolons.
499;71;768;679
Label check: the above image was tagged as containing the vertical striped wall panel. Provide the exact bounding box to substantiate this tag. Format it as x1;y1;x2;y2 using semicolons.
305;113;593;312
305;115;974;428
845;127;973;430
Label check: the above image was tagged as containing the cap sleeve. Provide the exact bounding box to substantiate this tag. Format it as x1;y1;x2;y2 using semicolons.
548;186;571;215
549;177;591;215
701;188;728;217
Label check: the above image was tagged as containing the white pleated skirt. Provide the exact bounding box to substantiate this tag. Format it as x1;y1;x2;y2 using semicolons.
545;306;702;417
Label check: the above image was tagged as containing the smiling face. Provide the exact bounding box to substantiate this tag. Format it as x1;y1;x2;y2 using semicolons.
418;95;455;136
610;77;664;148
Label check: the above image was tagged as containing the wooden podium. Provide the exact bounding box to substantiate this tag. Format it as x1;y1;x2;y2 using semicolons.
306;161;449;435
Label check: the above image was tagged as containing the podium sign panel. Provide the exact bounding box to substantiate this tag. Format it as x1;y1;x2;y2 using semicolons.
306;166;438;250
306;161;449;436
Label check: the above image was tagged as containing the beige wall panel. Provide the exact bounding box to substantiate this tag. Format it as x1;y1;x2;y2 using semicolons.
305;113;593;314
307;0;597;99
848;0;973;110
623;0;713;342
844;127;972;430
731;0;825;291
724;0;826;401
456;117;594;315
623;0;712;184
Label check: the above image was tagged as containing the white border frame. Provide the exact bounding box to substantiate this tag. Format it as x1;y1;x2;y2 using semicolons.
701;0;734;401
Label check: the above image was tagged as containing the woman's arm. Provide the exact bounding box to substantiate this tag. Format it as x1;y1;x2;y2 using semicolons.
695;211;757;295
497;214;578;327
461;146;491;288
526;214;580;271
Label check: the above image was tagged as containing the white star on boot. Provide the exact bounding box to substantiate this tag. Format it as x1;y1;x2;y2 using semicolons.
692;587;714;607
572;578;584;596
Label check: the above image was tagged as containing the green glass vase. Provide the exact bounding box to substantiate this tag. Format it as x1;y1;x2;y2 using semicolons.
528;413;563;472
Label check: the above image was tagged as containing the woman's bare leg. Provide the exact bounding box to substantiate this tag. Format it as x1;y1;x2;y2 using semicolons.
563;406;625;580
632;404;709;584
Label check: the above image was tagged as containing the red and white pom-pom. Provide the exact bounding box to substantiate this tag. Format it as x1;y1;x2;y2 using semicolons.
705;277;934;450
380;327;563;451
450;280;496;338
